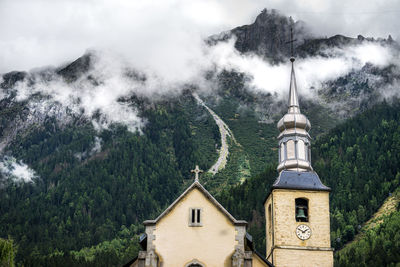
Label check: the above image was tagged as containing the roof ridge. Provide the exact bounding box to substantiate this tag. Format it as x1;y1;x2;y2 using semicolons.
144;181;247;226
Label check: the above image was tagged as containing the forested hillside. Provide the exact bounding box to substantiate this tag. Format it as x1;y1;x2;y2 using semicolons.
0;94;220;266
334;188;400;266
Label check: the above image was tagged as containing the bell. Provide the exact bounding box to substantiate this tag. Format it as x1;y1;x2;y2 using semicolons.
296;207;307;220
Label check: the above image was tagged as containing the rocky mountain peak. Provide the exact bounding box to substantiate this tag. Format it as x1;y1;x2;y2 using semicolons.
254;8;291;26
209;8;312;62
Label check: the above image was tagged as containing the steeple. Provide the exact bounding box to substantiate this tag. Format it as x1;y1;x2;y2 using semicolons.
265;27;333;267
276;27;312;173
288;58;300;114
287;26;300;114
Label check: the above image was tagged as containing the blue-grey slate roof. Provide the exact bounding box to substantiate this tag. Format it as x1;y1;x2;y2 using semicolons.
272;170;331;191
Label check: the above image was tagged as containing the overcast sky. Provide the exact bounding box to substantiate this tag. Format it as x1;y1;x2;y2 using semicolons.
0;0;399;73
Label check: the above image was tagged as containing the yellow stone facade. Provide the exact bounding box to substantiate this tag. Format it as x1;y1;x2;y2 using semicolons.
265;189;333;266
273;249;333;267
153;188;237;267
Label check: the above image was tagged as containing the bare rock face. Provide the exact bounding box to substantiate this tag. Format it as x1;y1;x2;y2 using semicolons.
56;52;94;82
209;9;313;62
1;71;27;89
209;8;398;62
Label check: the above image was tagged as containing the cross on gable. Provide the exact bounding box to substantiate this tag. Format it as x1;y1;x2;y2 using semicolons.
191;165;203;182
285;19;297;58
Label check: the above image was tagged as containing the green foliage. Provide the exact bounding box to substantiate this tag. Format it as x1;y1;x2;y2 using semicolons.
0;238;17;267
313;100;400;250
0;96;217;266
335;210;400;267
210;96;278;177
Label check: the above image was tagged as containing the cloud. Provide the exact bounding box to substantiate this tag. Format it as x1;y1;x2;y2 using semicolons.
3;37;398;132
266;0;400;40
10;51;147;132
74;136;102;161
0;0;398;74
0;1;398;132
207;39;398;99
0;156;37;183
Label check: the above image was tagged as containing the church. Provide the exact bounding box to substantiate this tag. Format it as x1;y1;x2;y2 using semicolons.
124;52;334;267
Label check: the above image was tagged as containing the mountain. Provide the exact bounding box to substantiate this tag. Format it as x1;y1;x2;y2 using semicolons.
209;9;312;62
1;8;400;266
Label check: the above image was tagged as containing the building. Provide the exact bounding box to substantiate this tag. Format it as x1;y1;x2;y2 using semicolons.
125;51;333;267
264;55;334;266
124;165;272;267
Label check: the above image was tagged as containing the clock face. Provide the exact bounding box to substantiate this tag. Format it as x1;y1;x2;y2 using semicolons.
296;224;311;240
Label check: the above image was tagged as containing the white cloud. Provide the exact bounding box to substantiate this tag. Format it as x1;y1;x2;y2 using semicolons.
0;156;37;183
0;0;398;74
266;0;400;40
12;52;146;132
206;39;397;99
74;136;102;161
91;136;102;154
5;38;397;132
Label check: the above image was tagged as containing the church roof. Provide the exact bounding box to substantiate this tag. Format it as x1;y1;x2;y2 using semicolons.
272;170;331;191
245;233;274;267
143;180;247;226
122;256;137;267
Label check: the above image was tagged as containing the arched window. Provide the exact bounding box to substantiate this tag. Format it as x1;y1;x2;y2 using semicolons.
280;142;285;161
287;140;295;159
297;140;305;160
268;204;272;235
295;198;309;222
185;259;205;267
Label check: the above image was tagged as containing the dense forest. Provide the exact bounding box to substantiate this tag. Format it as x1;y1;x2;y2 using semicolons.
334;208;400;266
0;95;220;266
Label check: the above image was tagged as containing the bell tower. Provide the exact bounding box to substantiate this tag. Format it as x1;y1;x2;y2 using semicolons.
264;28;333;267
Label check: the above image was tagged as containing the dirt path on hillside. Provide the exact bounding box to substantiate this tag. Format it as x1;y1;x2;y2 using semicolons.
193;93;238;175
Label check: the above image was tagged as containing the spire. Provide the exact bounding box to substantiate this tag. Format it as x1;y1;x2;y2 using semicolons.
276;25;312;173
286;25;300;114
288;60;300;113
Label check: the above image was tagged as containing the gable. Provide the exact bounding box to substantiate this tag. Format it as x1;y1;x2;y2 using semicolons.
157;186;235;228
144;181;246;226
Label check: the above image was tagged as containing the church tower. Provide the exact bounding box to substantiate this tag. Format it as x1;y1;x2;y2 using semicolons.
264;43;334;266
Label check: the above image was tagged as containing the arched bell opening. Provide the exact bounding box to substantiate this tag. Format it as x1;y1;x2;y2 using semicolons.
295;198;309;222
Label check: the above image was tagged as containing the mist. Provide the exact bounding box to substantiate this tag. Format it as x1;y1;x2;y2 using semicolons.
1;0;399;74
0;156;37;183
3;38;397;132
0;1;399;133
